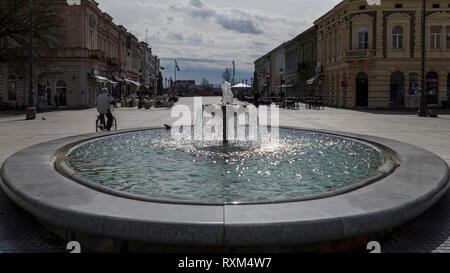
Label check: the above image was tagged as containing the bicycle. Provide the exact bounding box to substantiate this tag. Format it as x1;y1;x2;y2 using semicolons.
96;107;117;132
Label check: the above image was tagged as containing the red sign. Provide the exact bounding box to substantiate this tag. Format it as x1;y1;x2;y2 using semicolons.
341;81;348;87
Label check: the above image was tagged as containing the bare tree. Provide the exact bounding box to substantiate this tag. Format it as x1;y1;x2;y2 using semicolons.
201;78;210;87
0;0;63;71
222;67;232;82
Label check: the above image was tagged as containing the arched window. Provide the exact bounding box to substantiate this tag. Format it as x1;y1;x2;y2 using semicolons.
392;26;403;49
358;27;369;49
7;75;17;101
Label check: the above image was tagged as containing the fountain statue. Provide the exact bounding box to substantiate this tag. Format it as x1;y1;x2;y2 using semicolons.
221;81;234;105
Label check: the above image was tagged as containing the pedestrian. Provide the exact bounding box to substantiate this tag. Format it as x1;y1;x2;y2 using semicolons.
54;94;59;110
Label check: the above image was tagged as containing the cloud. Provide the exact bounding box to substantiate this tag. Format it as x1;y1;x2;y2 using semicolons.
95;0;318;84
216;11;263;35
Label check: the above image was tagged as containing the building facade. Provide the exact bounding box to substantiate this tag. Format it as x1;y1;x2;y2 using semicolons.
254;44;286;97
284;26;318;98
254;27;318;98
316;0;450;108
254;55;271;97
0;0;160;109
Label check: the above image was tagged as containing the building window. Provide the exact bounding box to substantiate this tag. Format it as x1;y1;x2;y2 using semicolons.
395;4;403;8
430;26;441;49
432;4;440;8
446;26;450;49
7;75;17;101
392;26;404;49
358;27;369;49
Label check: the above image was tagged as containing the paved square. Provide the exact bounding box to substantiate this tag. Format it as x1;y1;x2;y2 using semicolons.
0;97;449;253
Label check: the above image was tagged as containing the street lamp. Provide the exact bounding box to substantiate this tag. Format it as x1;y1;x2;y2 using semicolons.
266;72;270;98
418;0;428;117
26;0;35;120
280;67;284;97
138;69;143;109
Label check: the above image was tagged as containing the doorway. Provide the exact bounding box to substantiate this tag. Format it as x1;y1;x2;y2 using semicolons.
390;72;405;107
356;72;368;107
426;72;438;105
56;80;67;107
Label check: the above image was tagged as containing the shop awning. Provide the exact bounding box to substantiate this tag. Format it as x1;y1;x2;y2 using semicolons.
125;79;141;87
94;75;109;82
276;84;296;88
232;83;252;88
113;76;125;83
306;76;319;85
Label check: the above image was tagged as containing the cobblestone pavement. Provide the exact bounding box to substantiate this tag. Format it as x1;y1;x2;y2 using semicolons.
0;97;449;253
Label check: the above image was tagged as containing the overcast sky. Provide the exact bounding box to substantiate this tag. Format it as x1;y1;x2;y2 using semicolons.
96;0;343;85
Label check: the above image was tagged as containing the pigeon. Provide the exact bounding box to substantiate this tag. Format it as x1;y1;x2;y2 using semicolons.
164;124;172;130
42;117;46;120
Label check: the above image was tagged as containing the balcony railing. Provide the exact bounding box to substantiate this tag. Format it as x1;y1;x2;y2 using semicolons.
344;49;375;59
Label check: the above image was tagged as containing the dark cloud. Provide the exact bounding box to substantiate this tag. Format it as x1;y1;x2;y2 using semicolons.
216;14;263;35
190;0;204;8
172;0;263;35
188;8;215;19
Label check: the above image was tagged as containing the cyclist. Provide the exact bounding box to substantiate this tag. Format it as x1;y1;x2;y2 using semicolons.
96;88;116;131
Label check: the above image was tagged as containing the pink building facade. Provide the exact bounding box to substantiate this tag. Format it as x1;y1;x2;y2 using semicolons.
0;0;158;109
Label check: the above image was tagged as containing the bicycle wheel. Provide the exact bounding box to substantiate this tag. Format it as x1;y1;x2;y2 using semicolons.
96;118;106;132
112;117;117;131
96;118;101;132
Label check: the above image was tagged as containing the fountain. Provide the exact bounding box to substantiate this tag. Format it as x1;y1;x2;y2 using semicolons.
1;93;448;252
199;81;277;145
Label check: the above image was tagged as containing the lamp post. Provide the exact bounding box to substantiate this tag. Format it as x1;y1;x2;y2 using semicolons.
266;72;270;98
418;0;427;117
138;69;143;109
26;0;36;120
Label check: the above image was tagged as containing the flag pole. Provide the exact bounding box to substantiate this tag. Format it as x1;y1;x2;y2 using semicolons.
174;60;177;98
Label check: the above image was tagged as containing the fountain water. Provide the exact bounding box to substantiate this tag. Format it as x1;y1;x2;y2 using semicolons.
200;81;271;144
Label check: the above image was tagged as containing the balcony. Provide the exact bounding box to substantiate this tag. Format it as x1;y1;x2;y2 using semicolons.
344;49;375;60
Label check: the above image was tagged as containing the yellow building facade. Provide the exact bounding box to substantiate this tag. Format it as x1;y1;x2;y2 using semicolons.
315;0;450;108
